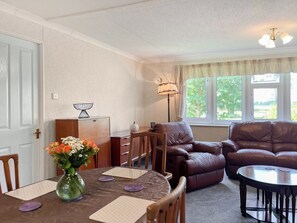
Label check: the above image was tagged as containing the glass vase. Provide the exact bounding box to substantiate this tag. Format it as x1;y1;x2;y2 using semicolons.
56;170;85;202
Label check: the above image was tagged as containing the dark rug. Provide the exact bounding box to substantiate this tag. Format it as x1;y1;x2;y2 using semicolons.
185;174;258;223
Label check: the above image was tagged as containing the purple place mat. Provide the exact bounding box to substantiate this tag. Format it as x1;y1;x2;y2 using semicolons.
98;176;114;182
19;201;42;212
124;184;144;192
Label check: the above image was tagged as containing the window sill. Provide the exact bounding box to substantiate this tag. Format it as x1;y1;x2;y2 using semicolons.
189;123;229;128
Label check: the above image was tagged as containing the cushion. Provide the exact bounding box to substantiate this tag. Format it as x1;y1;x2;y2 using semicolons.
182;153;225;176
272;122;297;144
275;151;297;169
228;149;276;166
154;122;194;146
230;121;272;143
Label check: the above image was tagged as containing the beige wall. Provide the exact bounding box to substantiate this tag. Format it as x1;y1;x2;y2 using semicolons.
191;125;228;142
0;10;144;178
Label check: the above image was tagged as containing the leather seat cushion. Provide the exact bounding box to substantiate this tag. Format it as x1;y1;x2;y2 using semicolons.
276;151;297;169
182;153;225;176
228;149;276;166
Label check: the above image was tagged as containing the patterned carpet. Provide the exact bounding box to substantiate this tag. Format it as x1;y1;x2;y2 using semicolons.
185;174;258;223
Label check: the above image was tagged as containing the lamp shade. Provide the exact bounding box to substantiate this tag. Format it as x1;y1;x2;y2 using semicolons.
157;82;178;95
280;32;293;44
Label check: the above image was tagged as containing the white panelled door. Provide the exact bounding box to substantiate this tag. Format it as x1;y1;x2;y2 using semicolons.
0;33;40;191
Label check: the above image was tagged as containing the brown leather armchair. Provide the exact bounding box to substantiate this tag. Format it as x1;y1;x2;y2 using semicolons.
153;122;226;192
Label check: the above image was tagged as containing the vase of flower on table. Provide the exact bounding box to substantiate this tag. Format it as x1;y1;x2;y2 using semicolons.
45;136;99;202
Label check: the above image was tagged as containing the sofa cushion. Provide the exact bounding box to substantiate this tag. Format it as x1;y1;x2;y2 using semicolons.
154;122;194;146
273;143;297;153
236;141;272;152
275;151;297;169
182;153;225;176
230;121;272;142
272;122;297;143
228;149;276;166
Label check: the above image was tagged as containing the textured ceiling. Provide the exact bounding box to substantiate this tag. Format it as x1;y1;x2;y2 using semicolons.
1;0;297;62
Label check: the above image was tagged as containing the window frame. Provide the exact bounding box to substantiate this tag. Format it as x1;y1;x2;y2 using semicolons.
184;73;295;125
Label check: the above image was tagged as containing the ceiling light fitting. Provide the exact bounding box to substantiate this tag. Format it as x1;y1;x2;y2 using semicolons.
258;28;293;48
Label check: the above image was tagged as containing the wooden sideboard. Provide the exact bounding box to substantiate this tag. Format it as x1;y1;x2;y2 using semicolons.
111;127;150;166
55;116;111;175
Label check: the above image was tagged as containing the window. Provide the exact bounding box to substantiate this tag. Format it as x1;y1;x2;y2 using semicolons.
216;76;242;121
186;78;207;118
253;88;277;120
185;73;297;124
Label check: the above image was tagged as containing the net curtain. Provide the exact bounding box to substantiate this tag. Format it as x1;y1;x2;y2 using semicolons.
173;57;297;120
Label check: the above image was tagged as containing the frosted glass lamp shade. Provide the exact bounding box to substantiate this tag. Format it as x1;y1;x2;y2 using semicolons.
280;33;293;44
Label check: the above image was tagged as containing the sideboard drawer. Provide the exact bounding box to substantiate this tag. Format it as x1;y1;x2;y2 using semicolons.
111;127;149;166
120;137;130;146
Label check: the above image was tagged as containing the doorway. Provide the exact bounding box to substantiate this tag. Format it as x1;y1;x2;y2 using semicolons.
0;33;41;192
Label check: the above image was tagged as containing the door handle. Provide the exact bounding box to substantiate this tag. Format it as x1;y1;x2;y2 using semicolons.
34;128;41;139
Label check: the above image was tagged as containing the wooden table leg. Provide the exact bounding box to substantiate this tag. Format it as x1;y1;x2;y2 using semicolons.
292;189;297;223
276;193;279;211
285;191;290;223
239;179;247;217
280;190;285;223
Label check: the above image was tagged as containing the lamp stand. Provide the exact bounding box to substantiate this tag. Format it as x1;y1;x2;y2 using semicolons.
167;94;170;122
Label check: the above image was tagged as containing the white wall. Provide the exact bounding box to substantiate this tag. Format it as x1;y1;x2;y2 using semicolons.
0;10;145;178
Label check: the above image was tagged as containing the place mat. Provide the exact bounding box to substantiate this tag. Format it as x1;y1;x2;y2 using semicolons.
89;196;154;223
5;180;57;201
102;167;148;179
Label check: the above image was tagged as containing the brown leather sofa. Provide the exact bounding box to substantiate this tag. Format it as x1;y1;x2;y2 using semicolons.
222;121;297;179
153;122;226;192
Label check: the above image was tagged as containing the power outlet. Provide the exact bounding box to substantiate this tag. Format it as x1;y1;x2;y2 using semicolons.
52;93;59;100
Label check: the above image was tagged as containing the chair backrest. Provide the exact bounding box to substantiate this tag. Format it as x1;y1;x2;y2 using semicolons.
147;176;186;223
0;154;19;193
128;131;167;176
153;122;194;146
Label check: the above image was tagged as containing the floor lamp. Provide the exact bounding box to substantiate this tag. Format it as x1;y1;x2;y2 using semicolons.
157;82;178;122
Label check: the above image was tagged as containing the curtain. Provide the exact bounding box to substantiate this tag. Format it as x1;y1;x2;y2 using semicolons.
173;57;297;120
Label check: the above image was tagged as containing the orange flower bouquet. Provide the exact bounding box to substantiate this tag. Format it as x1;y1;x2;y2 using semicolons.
46;136;99;176
45;136;99;201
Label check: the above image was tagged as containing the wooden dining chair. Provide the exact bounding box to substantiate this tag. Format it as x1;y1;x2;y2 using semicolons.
128;131;172;180
0;154;19;193
147;176;186;223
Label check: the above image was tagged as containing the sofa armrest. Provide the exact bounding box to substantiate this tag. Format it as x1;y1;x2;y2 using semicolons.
222;139;239;159
192;141;222;155
222;139;239;153
167;147;190;159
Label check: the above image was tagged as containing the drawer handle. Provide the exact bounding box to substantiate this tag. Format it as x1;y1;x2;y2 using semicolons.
122;151;129;156
123;137;130;140
122;143;130;147
92;119;97;122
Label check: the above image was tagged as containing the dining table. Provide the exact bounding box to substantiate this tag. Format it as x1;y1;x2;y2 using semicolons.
0;167;171;223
